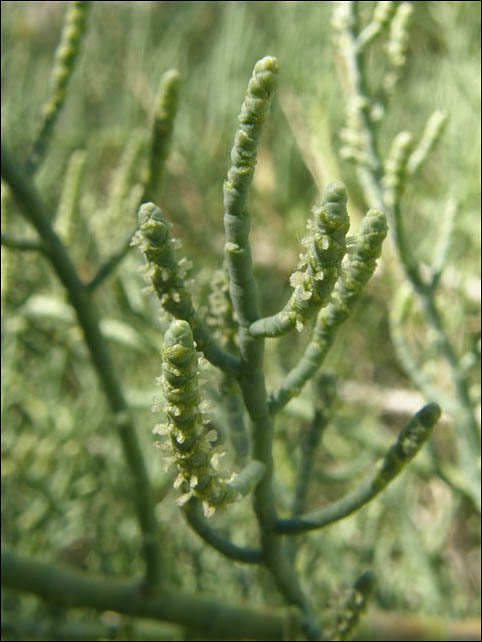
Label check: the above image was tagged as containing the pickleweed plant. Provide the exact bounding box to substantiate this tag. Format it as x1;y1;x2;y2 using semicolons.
157;318;265;516
2;3;455;641
331;0;481;510
25;0;91;176
130;55;441;639
248;181;350;337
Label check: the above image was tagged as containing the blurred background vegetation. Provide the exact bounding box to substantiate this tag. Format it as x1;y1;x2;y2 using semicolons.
1;1;480;640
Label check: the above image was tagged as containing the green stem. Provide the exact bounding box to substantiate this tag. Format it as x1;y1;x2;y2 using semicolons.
223;57;322;640
276;403;441;535
221;375;250;462
85;230;135;291
135;203;240;375
287;374;335;563
183;499;263;564
269;209;387;415
25;1;91;175
1;232;46;253
1;144;162;589
249;181;349;338
142;69;181;203
292;375;335;518
342;3;384;209
86;68;180;292
337;4;481;504
1;548;295;641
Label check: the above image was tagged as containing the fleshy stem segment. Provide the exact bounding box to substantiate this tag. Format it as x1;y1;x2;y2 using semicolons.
223;56;279;327
276;402;441;534
25;1;91;175
223;56;322;640
133;202;240;375
142;69;181;202
182;498;263;564
269;208;388;414
249;181;350;337
1;144;162;590
329;571;376;641
86;67;181;293
159;320;265;515
333;1;481;508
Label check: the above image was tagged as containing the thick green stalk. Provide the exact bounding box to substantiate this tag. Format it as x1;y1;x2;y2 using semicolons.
334;1;481;507
269;209;387;414
276;403;441;534
142;69;181;202
223;56;321;639
1;233;46;253
182;499;263;564
249;181;350;338
1;548;295;641
25;1;91;174
1;144;162;589
329;571;376;641
86;68;181;292
134;203;240;375
158;319;264;514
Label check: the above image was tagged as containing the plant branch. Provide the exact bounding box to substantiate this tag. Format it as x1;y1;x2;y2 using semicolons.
1;144;162;589
1;232;46;253
1;548;295;641
134;203;241;375
223;56;322;640
182;499;263;564
334;2;481;507
86;68;181;292
249;181;349;338
269;209;387;414
276;403;441;535
25;1;91;175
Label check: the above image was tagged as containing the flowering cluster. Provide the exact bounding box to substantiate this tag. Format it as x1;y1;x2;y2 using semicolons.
156;320;264;516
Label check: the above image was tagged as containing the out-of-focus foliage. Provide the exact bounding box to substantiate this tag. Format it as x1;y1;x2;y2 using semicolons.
1;2;480;640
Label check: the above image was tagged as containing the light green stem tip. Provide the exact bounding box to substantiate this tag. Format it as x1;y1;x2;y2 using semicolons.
164;319;194;349
416;401;441;428
138;201;161;226
322;180;347;206
254;55;280;77
162;68;181;86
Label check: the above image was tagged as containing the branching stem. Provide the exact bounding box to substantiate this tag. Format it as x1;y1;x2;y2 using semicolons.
1;144;162;589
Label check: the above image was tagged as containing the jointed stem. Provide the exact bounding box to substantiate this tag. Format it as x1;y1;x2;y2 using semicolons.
87;68;181;293
336;1;480;507
183;499;263;564
276;403;441;535
1;547;295;640
1;233;46;253
223;56;322;639
25;1;91;175
1;144;162;589
269;209;387;414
